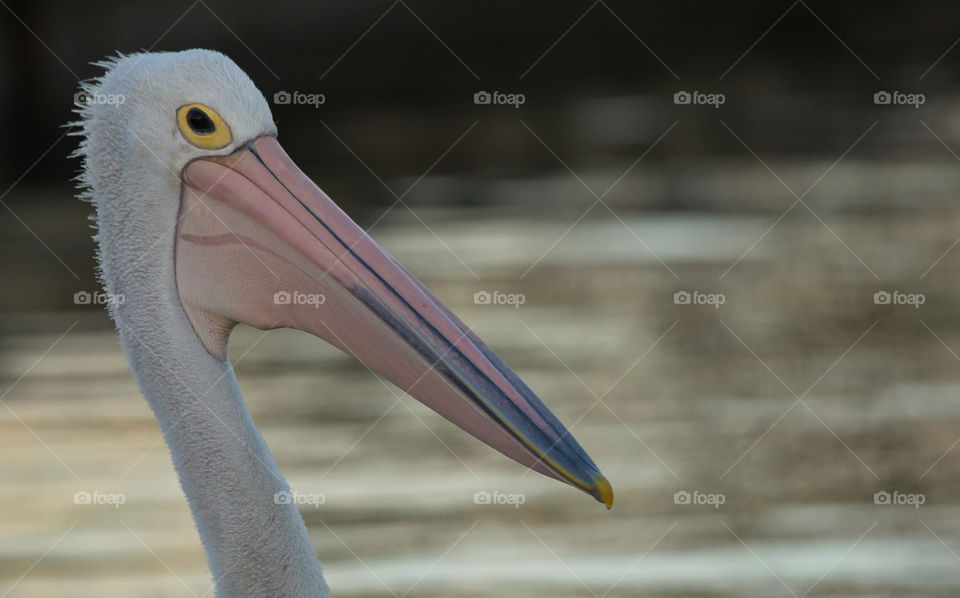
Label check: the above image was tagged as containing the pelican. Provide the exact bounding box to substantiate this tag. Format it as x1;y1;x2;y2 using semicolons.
72;49;611;597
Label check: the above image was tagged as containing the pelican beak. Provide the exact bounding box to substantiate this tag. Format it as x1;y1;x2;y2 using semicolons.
176;135;613;508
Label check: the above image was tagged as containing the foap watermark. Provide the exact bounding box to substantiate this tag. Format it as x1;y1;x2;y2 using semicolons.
74;90;125;106
674;490;725;508
74;290;125;307
674;290;725;308
474;90;525;108
873;90;925;108
273;490;326;508
473;490;526;508
274;290;326;308
874;290;925;309
474;290;525;309
74;490;126;508
273;90;326;108
674;90;725;108
874;490;925;509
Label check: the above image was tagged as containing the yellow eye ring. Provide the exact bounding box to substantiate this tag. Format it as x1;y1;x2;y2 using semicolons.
176;103;232;150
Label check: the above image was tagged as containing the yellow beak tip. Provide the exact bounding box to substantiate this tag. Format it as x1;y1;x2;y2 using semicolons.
594;475;614;509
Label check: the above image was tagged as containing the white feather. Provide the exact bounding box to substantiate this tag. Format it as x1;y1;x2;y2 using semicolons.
72;49;329;598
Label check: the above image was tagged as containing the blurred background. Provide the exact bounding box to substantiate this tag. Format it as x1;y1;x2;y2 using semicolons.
3;1;960;596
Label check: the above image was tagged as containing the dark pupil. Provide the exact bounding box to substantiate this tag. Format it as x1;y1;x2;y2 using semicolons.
186;108;215;134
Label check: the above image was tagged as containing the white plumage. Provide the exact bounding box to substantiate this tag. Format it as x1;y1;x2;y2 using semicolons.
74;50;328;597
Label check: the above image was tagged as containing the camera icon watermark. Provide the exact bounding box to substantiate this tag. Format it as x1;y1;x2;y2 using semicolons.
273;490;326;508
673;90;725;108
873;290;924;308
473;490;526;508
273;90;326;108
473;90;525;108
673;490;725;508
74;90;126;106
673;290;725;308
873;90;924;108
74;490;126;508
473;290;526;308
873;490;925;508
74;290;125;307
273;290;326;308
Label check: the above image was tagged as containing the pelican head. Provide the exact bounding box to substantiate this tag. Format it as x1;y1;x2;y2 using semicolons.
74;49;612;508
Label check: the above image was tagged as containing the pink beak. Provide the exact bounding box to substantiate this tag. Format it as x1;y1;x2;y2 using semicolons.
176;136;613;508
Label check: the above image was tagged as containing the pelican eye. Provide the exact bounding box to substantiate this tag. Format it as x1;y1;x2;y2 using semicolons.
187;108;215;134
177;103;232;150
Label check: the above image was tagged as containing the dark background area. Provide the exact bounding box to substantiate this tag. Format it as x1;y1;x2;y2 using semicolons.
2;1;959;185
